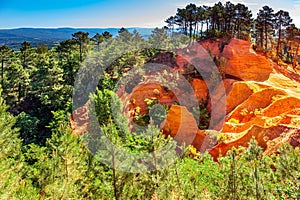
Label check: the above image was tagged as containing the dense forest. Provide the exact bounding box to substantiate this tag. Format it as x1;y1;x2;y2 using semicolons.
0;1;299;199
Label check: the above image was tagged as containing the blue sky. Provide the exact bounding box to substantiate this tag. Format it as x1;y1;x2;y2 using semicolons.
0;0;299;28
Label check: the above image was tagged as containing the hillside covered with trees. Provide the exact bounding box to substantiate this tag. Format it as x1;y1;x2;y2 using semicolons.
0;1;299;199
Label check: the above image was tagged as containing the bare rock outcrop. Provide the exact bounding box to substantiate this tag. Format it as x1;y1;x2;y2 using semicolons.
191;79;208;101
70;105;90;135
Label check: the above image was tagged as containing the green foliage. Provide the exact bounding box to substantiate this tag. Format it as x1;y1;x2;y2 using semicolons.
198;98;210;129
0;91;38;199
56;39;80;86
1;95;300;200
149;28;169;49
119;124;178;199
91;89;124;128
148;104;167;126
24;126;90;199
3;62;30;106
132;108;149;126
273;144;300;199
214;139;300;200
166;2;253;40
72;31;90;62
15;112;40;145
31;55;72;110
89;88;129;143
0;8;300;199
47;109;71;132
132;98;168;127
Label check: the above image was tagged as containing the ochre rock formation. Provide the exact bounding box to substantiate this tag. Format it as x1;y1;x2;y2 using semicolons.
200;39;221;56
222;38;256;57
161;105;208;151
224;55;273;81
70;38;300;161
191;79;208;101
225;82;254;114
209;125;300;160
127;83;177;116
205;38;300;159
70;105;90;135
161;105;198;145
201;38;273;81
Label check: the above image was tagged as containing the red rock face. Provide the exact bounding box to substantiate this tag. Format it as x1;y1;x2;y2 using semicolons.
161;105;198;145
201;38;273;81
161;105;209;151
224;55;273;81
200;39;221;56
209;125;296;160
70;105;90;135
191;79;208;101
175;55;189;70
226;88;287;124
225;82;254;114
127;83;177;116
221;38;256;58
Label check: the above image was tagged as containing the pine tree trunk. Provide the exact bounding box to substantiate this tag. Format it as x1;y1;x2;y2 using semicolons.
293;43;299;69
260;31;264;50
193;23;197;43
277;28;282;58
189;21;193;43
265;24;268;50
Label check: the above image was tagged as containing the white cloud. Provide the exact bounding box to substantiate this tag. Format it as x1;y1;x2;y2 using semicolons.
290;4;300;27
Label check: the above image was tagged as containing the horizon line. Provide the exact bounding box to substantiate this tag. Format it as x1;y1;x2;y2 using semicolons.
0;26;159;30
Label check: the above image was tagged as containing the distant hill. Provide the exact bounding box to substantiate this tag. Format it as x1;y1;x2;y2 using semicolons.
0;27;154;49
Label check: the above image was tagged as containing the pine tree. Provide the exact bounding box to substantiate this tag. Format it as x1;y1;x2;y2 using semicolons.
165;16;176;36
25;125;90;199
149;28;168;49
56;39;80;85
233;3;253;39
0;45;13;89
92;33;105;51
224;2;235;35
208;2;225;33
256;6;275;50
0;90;38;198
197;6;208;38
20;41;34;68
72;31;90;62
245;138;270;200
4;62;30;106
175;8;189;35
185;3;198;42
274;10;292;58
31;53;71;111
102;31;113;41
274;144;300;198
285;24;300;67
